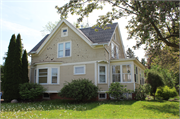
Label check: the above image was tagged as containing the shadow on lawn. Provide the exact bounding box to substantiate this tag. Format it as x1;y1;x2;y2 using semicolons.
1;99;136;112
142;102;179;116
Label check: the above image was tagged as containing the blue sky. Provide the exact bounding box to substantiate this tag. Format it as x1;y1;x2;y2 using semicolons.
0;0;146;65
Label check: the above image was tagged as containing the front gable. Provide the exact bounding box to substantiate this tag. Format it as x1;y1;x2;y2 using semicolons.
31;22;107;64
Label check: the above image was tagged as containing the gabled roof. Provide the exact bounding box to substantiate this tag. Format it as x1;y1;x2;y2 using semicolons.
29;19;118;54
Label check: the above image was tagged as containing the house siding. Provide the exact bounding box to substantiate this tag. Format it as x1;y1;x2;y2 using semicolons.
31;24;106;65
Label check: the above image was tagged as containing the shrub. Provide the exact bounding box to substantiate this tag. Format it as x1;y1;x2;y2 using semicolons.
155;86;178;100
146;70;164;100
107;82;133;100
134;83;151;100
19;83;46;100
58;78;98;101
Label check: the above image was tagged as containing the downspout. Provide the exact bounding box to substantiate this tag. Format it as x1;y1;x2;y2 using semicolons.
103;44;110;88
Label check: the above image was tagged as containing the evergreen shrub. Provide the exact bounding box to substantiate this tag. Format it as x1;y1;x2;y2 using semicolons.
19;83;45;100
155;86;178;100
58;78;98;101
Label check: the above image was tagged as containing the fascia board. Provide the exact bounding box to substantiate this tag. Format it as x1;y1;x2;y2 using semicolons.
117;24;126;58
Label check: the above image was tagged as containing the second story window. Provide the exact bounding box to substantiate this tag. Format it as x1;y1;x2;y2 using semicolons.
58;41;71;58
111;43;114;58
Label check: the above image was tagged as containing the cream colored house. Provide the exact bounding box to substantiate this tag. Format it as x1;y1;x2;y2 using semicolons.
28;19;145;100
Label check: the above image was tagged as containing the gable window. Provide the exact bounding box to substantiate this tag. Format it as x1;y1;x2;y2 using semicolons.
98;65;107;83
74;65;85;75
58;41;71;58
38;69;48;84
51;68;58;84
112;65;120;82
122;65;131;82
61;27;68;37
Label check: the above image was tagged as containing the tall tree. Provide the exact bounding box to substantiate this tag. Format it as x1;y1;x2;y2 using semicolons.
141;58;146;66
2;34;17;101
56;1;179;49
13;34;23;99
126;48;135;58
22;50;29;84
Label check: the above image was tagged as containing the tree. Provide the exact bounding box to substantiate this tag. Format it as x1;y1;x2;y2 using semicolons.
14;34;23;85
56;1;179;49
126;48;135;58
22;50;29;84
41;21;59;36
141;58;146;66
2;34;17;101
146;70;164;100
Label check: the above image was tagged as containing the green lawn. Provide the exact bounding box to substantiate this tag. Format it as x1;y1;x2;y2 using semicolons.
0;100;179;118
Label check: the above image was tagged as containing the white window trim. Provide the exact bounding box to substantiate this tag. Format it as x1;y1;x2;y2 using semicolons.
74;65;86;75
51;68;60;84
122;64;132;83
38;68;48;85
98;64;107;84
112;65;121;83
98;93;107;99
57;41;72;58
111;64;132;83
37;67;60;85
61;27;68;37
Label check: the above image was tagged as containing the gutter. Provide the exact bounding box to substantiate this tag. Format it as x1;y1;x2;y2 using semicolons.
91;43;108;46
103;44;111;88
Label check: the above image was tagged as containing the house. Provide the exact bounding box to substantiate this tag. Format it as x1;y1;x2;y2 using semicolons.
28;19;145;100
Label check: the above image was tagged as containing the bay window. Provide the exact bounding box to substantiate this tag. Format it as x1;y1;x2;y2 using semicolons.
51;68;58;84
122;65;131;82
74;65;85;75
112;65;120;82
38;69;48;84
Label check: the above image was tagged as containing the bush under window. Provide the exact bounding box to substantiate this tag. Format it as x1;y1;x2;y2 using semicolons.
19;83;46;100
58;78;98;101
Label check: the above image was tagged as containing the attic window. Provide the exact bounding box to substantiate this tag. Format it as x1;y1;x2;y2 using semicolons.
61;27;68;37
113;33;116;41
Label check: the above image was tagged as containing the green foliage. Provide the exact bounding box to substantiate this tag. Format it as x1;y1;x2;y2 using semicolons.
107;82;133;100
2;34;17;101
22;50;29;84
146;70;164;100
126;48;135;58
155;86;178;100
56;1;179;49
134;84;151;100
141;58;146;66
58;78;98;101
145;65;175;88
14;34;23;86
19;83;45;100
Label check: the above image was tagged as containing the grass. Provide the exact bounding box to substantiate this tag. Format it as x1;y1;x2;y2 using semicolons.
0;99;179;118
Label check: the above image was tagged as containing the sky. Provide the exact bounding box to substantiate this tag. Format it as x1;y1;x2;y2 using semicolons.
0;0;146;65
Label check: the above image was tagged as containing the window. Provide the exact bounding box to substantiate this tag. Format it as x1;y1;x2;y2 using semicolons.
51;68;58;84
37;67;59;84
99;93;107;99
111;43;114;58
134;65;138;83
74;65;85;75
58;41;71;58
43;93;50;99
38;69;48;84
112;65;120;82
116;46;119;59
98;65;107;83
61;27;68;37
113;33;116;41
122;65;131;82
